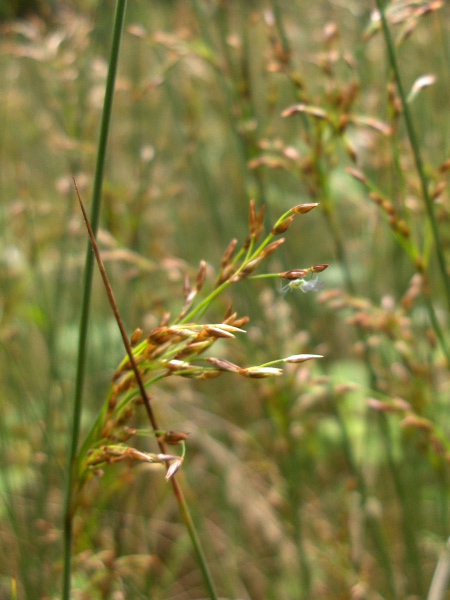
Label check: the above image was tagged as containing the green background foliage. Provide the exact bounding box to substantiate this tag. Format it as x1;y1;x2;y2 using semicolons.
0;1;449;598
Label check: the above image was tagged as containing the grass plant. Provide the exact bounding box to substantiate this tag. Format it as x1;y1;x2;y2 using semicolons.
62;2;128;598
0;1;450;599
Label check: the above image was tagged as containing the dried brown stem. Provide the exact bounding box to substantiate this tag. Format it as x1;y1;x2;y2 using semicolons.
74;178;163;441
74;178;218;599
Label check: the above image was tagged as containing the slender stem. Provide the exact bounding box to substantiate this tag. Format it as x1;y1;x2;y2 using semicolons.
75;184;160;430
375;0;450;312
75;187;219;600
62;2;127;598
270;0;291;58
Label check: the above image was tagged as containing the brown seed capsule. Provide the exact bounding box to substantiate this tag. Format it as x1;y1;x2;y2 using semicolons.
280;269;309;280
108;392;118;412
381;200;396;216
272;215;294;235
311;263;330;273
227;315;249;329
147;326;170;343
343;137;357;162
223;310;237;323
217;263;237;285
205;357;241;372
204;325;236;339
438;158;450;173
369;191;383;206
196;260;207;291
396;220;410;238
221;239;238;268
249;199;265;236
261;239;285;258
158;431;190;445
237;256;264;278
115;376;138;394
195;370;223;380
338;113;349;134
367;398;397;413
401;414;434;432
291;203;319;214
130;328;143;346
177;340;213;357
242;366;283;378
432;181;446;200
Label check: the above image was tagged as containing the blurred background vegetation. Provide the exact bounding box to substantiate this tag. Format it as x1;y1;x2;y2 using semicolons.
1;0;450;598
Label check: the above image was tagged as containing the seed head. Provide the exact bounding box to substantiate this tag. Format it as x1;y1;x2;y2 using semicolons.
221;239;238;268
249;199;265;238
401;414;434;432
272;215;294;235
284;354;323;363
243;366;284;378
261;239;285;258
291;203;319;214
432;181;446;200
130;328;143;345
438;158;450;173
165;458;184;481
280;269;309;280
204;325;236;339
194;260;207;293
206;357;242;373
311;263;330;273
157;431;189;445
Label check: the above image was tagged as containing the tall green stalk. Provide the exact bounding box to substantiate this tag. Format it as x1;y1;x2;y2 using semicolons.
62;1;128;598
375;0;450;313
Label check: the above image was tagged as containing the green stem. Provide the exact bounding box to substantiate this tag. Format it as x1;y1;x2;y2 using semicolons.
62;1;127;598
376;413;424;595
172;479;219;600
270;0;291;58
178;228;277;324
375;0;450;313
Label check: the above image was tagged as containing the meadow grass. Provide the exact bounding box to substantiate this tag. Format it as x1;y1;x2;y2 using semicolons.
0;1;449;599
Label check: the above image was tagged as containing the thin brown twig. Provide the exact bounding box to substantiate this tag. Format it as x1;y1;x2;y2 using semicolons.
73;177;165;449
74;178;219;599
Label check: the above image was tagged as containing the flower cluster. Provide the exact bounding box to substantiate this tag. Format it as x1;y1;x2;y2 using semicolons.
76;201;326;489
